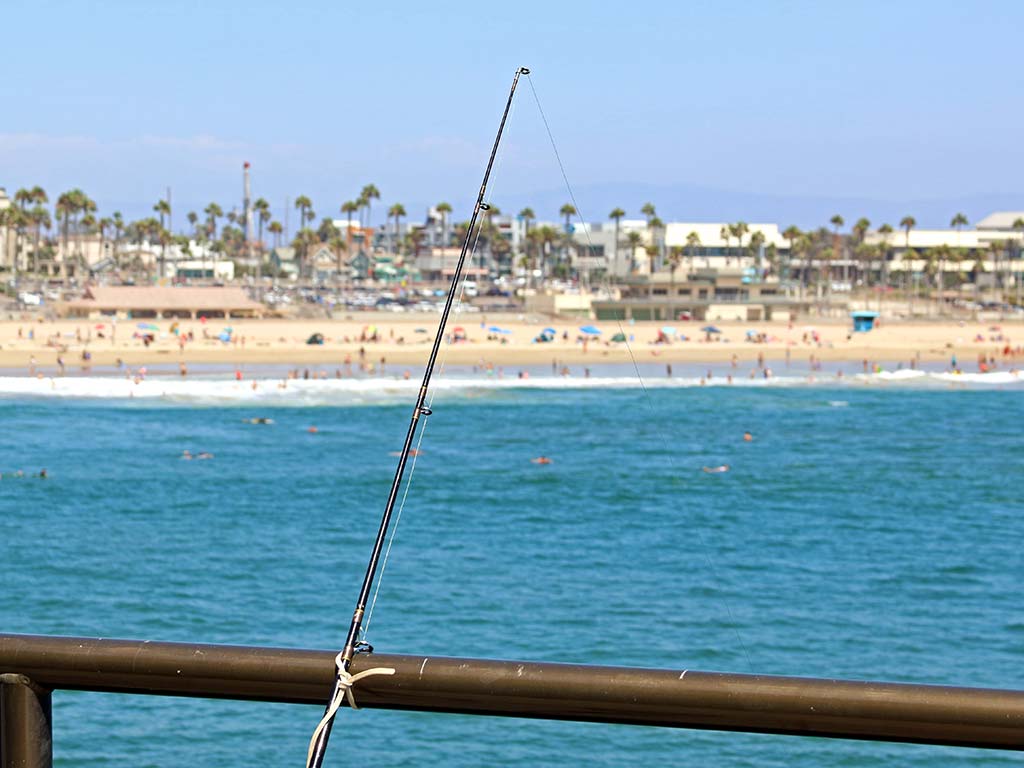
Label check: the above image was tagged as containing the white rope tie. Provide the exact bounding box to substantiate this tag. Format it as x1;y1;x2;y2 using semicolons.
305;654;396;765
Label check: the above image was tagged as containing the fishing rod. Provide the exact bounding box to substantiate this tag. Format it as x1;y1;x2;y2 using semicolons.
305;65;529;768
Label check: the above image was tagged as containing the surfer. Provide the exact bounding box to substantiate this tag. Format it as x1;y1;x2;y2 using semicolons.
702;464;730;473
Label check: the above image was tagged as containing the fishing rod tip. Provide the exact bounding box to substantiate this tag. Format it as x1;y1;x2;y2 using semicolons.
519;67;531;74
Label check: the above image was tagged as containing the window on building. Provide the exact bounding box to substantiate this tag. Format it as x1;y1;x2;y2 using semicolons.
652;288;667;295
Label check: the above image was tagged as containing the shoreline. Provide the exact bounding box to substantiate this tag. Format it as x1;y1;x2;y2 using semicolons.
0;316;1019;374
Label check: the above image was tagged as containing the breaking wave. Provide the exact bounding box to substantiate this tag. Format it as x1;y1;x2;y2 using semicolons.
0;368;1020;406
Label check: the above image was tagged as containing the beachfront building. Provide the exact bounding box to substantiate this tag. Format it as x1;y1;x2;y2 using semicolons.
591;269;810;323
566;221;789;282
64;286;264;319
861;225;1024;287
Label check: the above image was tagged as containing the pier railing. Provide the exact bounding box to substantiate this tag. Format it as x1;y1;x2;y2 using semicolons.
2;633;1023;766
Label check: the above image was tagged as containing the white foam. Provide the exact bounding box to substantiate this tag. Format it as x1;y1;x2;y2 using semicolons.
0;368;1018;405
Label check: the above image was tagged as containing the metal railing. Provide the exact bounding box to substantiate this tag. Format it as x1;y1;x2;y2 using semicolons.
2;633;1023;767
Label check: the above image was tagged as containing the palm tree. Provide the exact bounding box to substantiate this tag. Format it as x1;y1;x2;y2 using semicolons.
436;201;453;248
1013;218;1024;305
782;225;801;284
360;184;380;228
877;224;894;310
517;207;535;283
293;195;313;238
153;199;171;279
749;231;766;277
730;221;748;266
948;212;969;294
268;220;283;249
626;230;643;274
388;203;406;256
647;216;665;273
339;200;360;257
28;206;51;277
205;203;223;240
253;198;271;285
668;245;683;286
720;225;732;265
827;215;844;285
899;216;917;303
686;231;701;272
640;202;656;223
97;216;112;270
608;207;625;280
559;203;577;278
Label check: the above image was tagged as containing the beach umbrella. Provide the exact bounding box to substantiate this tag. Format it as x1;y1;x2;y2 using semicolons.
218;331;231;343
701;325;722;334
94;324;105;329
661;326;677;335
137;322;159;331
579;325;601;335
542;327;556;335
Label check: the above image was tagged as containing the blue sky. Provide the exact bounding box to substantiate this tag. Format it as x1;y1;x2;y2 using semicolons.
2;0;1022;228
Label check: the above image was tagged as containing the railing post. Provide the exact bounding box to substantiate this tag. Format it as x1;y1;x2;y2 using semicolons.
0;674;52;768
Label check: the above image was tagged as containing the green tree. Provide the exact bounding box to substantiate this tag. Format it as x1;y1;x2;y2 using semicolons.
730;221;749;265
877;223;894;308
268;220;283;249
559;203;577;277
360;184;380;228
720;225;731;264
608;207;625;279
900;215;917;299
436;201;453;248
388;203;406;255
686;230;701;272
626;230;643;273
782;225;801;284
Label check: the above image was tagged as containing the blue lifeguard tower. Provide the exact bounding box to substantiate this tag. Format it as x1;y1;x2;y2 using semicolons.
851;310;879;332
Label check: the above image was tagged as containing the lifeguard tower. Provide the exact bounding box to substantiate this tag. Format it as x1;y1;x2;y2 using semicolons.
851;310;879;332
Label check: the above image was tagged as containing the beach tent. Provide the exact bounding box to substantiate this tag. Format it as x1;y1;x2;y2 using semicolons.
611;332;627;343
306;333;325;345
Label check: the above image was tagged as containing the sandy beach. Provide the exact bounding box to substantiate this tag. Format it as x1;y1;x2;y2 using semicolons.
0;313;1019;374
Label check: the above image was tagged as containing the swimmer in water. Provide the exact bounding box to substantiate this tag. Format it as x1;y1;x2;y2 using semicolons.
743;431;753;442
181;450;193;460
196;452;214;460
388;448;422;457
244;417;274;425
702;464;730;473
531;456;553;465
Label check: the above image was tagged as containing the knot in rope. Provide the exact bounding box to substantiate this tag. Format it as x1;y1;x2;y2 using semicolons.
333;651;396;710
305;655;396;765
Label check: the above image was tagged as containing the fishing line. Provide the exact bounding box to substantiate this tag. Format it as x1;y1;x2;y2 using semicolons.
306;68;529;768
526;73;755;671
361;95;519;642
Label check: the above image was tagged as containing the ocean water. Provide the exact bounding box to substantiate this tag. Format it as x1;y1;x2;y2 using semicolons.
1;373;1022;766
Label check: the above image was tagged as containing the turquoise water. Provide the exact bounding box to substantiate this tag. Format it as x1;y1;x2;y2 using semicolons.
1;379;1022;766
